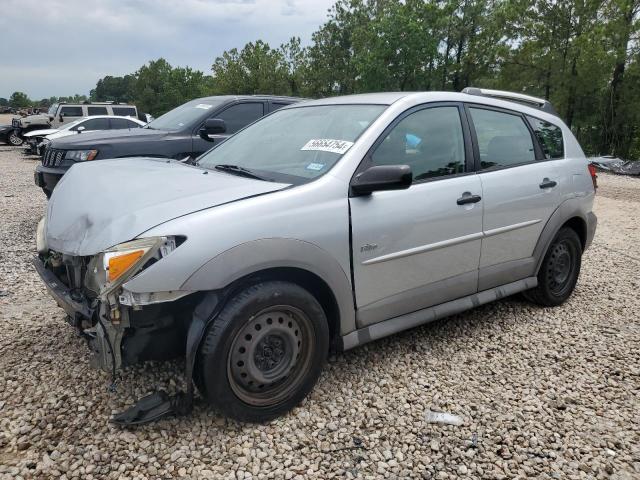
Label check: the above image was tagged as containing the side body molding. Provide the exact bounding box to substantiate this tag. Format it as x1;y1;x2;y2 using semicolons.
180;238;357;335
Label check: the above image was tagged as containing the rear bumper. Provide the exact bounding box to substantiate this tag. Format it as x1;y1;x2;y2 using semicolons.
34;164;66;193
585;211;597;251
32;257;93;319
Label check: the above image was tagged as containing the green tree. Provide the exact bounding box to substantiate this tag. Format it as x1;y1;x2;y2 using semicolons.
133;58;212;116
212;41;290;95
91;75;137;103
9;91;30;108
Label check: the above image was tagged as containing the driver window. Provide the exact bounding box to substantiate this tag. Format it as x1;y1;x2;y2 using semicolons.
371;106;466;181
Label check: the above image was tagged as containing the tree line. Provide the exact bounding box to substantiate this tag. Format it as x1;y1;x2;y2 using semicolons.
6;0;640;159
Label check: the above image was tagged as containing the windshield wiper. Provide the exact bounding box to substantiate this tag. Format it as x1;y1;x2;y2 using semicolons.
213;164;268;181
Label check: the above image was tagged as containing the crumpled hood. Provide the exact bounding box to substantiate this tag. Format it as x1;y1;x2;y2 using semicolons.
46;158;290;255
52;127;166;149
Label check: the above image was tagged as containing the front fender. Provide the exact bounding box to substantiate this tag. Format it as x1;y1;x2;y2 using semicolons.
180;238;356;335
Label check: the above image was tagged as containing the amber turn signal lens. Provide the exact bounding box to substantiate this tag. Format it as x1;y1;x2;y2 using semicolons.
108;250;145;282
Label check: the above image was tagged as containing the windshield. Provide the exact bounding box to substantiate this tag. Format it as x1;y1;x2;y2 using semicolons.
48;103;59;116
145;99;224;131
198;104;386;182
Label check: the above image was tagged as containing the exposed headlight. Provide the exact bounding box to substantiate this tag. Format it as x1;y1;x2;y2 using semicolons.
85;237;179;296
66;149;98;161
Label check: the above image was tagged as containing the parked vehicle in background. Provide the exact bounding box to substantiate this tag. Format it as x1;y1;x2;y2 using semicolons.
10;102;138;146
24;116;145;156
34;89;597;425
0;124;20;145
34;95;301;196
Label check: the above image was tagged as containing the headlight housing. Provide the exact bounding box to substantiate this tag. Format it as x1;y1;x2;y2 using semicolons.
85;237;178;296
66;149;98;161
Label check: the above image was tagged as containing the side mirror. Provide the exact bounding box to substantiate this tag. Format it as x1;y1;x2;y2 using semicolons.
199;118;226;141
351;165;412;196
59;114;64;122
76;126;85;133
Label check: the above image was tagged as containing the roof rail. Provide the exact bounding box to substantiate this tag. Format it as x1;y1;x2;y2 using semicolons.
461;87;558;116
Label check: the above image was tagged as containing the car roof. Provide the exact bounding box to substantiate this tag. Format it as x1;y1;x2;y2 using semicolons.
76;115;143;121
289;91;561;121
194;95;303;103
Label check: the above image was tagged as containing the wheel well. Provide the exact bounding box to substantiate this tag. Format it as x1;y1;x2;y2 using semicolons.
562;216;587;249
231;267;341;351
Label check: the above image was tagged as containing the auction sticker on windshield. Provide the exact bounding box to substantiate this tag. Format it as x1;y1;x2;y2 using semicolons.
301;139;354;155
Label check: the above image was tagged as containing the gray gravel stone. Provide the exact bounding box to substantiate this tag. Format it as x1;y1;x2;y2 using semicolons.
0;147;638;479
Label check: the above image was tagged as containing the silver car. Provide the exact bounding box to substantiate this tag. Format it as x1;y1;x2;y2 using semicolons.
34;89;597;424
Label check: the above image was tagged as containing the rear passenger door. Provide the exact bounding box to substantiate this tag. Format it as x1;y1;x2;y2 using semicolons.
466;105;563;289
109;118;140;130
191;101;265;156
350;103;484;327
76;117;110;133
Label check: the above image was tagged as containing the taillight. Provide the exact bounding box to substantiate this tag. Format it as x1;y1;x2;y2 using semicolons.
588;163;597;191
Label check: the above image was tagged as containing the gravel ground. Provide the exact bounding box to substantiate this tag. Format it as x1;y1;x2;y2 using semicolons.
0;147;638;480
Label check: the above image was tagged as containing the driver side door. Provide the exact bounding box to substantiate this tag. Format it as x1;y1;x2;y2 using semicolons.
349;103;484;327
191;102;265;157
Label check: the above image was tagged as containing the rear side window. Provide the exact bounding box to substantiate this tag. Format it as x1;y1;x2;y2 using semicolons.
216;103;264;134
60;106;83;117
527;116;564;159
87;106;108;116
112;106;136;117
371;106;466;180
469;108;536;169
271;102;290;112
110;118;137;129
78;118;110;130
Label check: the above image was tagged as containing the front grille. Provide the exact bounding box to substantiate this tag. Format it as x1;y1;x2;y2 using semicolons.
43;148;66;167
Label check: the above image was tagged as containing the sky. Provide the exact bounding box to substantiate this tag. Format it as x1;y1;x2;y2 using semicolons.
0;0;335;100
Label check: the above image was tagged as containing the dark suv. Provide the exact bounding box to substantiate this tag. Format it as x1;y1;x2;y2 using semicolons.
34;95;302;197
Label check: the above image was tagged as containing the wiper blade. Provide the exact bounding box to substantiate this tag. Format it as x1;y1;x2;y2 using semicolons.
213;164;267;181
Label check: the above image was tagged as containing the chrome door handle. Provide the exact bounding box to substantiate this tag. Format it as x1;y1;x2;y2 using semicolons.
539;178;557;189
457;193;482;205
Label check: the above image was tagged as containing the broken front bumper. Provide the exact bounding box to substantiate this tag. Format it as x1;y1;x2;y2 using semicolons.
32;256;94;320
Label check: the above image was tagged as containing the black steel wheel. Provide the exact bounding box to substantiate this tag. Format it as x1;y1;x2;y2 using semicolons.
524;227;582;306
8;131;23;146
197;281;329;422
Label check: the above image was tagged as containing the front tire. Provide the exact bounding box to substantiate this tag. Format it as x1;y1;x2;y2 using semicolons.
197;281;329;422
8;131;23;146
524;227;582;306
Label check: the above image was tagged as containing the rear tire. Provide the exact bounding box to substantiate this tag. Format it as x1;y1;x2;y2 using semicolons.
197;281;329;422
8;131;23;146
524;227;582;306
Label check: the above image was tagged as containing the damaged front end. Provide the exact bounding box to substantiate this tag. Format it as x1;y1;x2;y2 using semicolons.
34;218;193;374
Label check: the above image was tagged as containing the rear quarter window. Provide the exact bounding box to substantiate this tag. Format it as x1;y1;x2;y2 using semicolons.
112;107;137;117
527;116;564;159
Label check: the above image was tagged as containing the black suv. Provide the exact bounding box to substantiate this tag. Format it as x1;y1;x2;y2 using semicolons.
34;95;302;197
